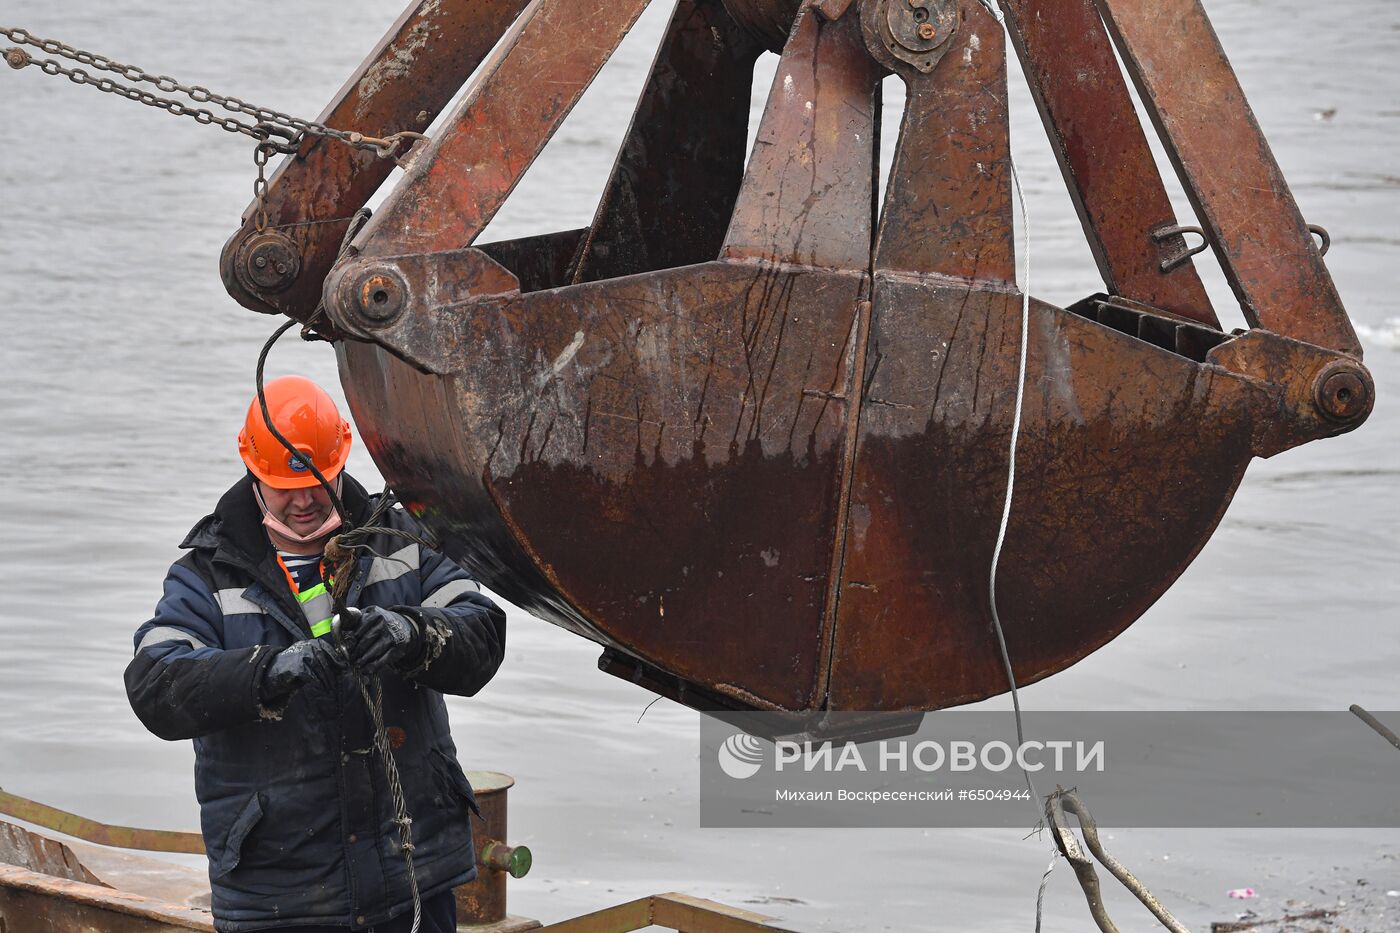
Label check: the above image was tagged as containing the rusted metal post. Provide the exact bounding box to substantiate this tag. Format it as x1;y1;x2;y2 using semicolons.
455;771;538;932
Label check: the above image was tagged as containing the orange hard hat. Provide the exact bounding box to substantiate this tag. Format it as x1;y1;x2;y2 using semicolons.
238;376;352;489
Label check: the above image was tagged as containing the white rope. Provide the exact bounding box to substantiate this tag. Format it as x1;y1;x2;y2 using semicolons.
968;5;1068;929
989;155;1039;812
1000;147;1061;933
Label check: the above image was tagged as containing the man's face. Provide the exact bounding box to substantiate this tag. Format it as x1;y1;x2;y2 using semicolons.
258;480;336;539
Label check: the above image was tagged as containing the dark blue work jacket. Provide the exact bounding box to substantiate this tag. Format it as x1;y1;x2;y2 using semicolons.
125;474;506;931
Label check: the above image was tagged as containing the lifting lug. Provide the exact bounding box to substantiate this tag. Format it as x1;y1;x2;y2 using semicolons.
1308;223;1331;256
1150;223;1209;273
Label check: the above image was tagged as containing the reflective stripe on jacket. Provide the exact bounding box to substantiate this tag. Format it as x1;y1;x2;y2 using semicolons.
125;474;506;932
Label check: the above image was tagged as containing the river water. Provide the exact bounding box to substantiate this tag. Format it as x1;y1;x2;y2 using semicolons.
1;1;1397;930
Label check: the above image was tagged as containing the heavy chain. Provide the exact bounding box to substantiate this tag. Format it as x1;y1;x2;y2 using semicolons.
253;144;272;234
2;26;426;158
4;40;279;144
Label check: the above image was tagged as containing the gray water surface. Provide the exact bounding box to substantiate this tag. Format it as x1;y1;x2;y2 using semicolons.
1;1;1397;930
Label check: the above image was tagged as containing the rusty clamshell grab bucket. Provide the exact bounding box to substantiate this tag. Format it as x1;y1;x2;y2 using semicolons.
220;0;1373;732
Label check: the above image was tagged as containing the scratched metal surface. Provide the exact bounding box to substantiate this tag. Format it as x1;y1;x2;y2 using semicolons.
0;1;1396;930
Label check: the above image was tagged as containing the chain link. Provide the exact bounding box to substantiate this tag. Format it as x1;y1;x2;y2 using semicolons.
9;45;281;143
2;26;428;159
253;145;271;233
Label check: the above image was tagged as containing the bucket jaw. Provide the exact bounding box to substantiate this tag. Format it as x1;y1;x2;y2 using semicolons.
222;0;1373;722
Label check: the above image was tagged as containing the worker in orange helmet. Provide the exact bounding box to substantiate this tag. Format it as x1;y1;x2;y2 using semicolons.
126;375;506;933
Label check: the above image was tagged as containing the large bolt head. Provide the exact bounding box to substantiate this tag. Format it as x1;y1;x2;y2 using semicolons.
353;270;408;324
1312;361;1374;424
862;0;959;76
234;231;301;295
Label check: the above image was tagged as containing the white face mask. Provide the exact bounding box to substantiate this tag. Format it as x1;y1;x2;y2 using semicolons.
253;480;344;546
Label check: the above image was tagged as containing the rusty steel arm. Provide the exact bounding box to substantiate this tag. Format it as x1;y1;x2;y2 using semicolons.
869;0;1014;282
1093;0;1361;356
219;0;532;323
998;0;1218;326
346;0;654;260
570;0;764;285
0;787;205;855
724;3;879;270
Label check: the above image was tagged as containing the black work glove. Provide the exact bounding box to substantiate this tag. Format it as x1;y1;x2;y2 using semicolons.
344;606;423;675
260;637;346;704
